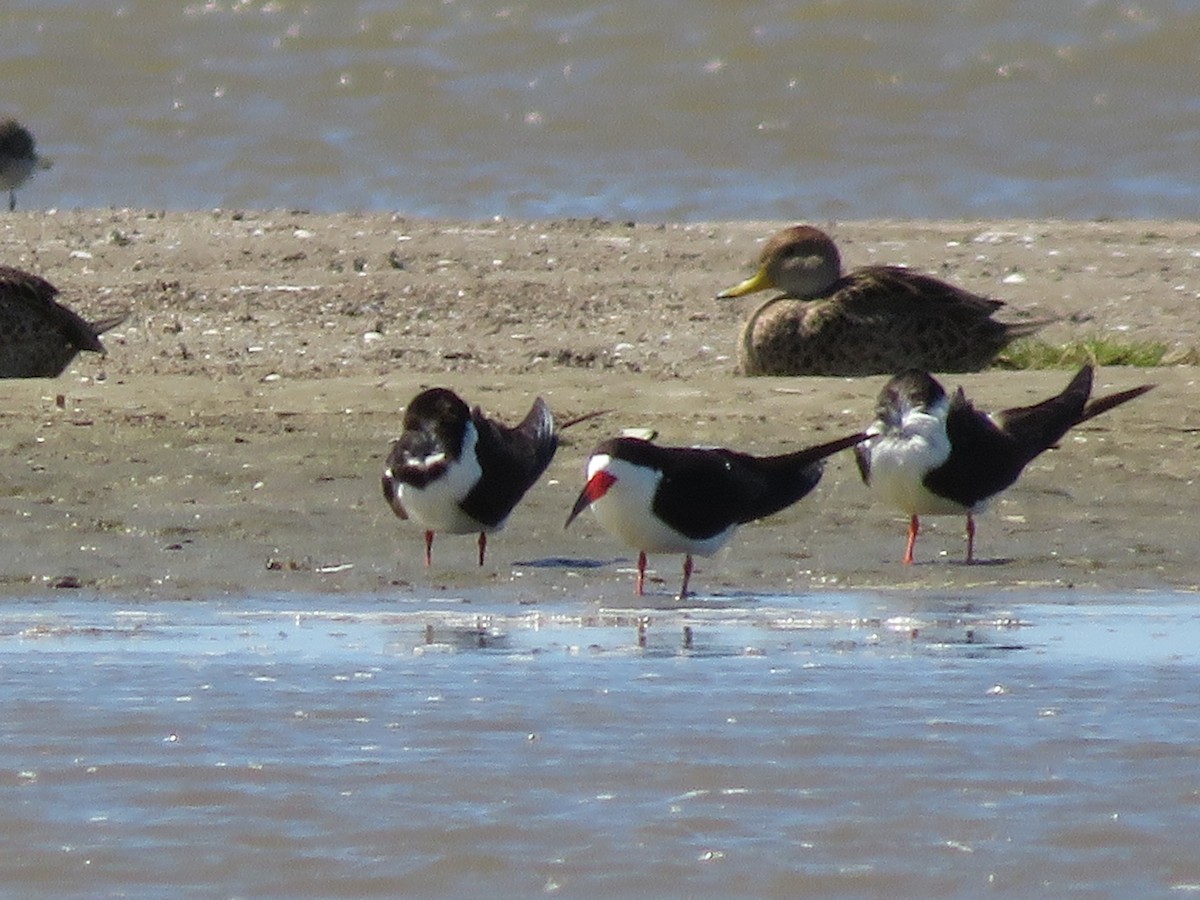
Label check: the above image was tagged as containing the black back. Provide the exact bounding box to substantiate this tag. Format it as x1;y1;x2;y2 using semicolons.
921;391;1036;506
600;431;866;540
459;397;558;527
924;365;1152;507
385;389;559;528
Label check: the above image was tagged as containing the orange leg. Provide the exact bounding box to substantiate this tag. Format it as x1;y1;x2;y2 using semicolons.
678;554;694;600
477;532;487;567
903;515;920;565
965;515;976;564
424;530;435;567
635;551;647;595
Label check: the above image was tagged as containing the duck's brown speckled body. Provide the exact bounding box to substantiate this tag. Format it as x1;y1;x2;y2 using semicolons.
718;226;1049;377
0;266;126;377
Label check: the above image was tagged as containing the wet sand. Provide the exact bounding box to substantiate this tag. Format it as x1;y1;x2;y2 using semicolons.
0;211;1196;600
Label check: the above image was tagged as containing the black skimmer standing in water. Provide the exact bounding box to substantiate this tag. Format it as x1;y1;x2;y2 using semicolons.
0;120;51;212
0;266;127;377
853;365;1154;564
565;430;868;599
381;387;561;567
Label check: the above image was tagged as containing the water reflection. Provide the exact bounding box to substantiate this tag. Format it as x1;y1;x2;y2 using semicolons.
0;592;1198;896
4;592;1193;662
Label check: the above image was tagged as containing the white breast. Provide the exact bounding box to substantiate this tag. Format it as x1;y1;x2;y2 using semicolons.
864;402;980;516
586;454;736;557
396;423;489;534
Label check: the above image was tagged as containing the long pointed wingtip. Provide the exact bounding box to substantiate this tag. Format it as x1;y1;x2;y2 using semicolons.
559;408;611;430
516;396;556;440
789;430;871;467
1071;362;1095;391
1079;382;1155;424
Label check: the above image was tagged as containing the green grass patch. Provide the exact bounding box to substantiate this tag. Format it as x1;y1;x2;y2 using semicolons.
996;336;1170;370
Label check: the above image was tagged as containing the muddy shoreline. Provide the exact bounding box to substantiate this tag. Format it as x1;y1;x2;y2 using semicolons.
0;211;1195;600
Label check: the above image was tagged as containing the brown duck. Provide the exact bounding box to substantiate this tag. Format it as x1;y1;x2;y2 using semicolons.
717;225;1049;377
0;266;126;377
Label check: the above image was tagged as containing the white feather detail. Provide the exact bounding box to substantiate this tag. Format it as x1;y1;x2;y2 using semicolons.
397;422;489;533
584;454;736;556
863;395;986;516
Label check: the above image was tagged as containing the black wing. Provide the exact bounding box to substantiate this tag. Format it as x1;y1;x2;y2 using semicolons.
460;397;558;528
923;386;1027;506
926;366;1153;507
731;431;870;523
1079;384;1155;424
649;432;866;538
0;266;130;376
999;365;1152;443
994;365;1092;461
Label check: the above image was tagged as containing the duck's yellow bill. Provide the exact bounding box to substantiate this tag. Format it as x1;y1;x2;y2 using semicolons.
716;267;772;298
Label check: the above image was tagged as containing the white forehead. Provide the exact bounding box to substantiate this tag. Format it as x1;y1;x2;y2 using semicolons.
586;453;613;478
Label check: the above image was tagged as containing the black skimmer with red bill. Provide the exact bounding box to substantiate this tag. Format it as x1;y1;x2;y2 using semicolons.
853;365;1154;565
0;266;127;377
382;387;599;567
564;430;868;599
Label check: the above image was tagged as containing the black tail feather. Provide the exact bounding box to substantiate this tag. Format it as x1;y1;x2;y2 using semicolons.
1079;383;1155;424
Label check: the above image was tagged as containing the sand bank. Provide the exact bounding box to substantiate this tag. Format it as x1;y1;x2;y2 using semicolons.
0;211;1195;599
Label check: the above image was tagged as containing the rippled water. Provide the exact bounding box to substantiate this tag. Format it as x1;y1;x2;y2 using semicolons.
3;591;1200;897
2;1;1198;219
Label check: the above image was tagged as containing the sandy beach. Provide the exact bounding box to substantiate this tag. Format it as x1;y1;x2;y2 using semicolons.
0;210;1196;601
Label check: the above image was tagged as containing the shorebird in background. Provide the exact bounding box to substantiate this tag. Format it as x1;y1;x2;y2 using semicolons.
565;430;867;599
0;266;127;377
717;225;1049;376
383;388;600;567
854;365;1154;564
0;120;52;212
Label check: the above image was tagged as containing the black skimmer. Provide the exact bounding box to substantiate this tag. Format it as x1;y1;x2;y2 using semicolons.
717;225;1050;376
0;266;127;377
853;365;1154;564
0;120;51;212
565;430;868;599
381;387;560;567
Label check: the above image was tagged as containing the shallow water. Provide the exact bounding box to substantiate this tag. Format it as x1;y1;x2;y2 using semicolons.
3;591;1199;897
2;1;1198;219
